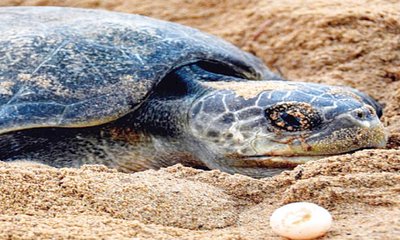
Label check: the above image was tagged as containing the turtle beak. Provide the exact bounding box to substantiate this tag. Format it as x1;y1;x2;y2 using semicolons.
302;112;388;152
250;112;387;162
224;121;387;174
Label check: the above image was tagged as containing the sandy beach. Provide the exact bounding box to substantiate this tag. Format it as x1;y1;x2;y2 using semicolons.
0;0;399;239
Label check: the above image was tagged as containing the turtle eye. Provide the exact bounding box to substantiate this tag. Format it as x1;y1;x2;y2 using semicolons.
280;112;302;128
265;103;322;132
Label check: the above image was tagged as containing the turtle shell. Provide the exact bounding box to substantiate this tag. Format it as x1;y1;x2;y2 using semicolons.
0;7;274;134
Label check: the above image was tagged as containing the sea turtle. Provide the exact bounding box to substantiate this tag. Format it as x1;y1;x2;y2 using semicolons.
0;7;387;178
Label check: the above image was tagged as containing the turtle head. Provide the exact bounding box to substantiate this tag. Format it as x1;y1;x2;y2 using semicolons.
189;80;387;178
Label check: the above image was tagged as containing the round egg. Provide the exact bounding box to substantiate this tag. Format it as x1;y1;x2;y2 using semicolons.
270;202;332;240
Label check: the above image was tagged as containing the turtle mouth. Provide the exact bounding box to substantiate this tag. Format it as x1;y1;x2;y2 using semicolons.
240;123;388;169
228;154;332;169
230;144;383;169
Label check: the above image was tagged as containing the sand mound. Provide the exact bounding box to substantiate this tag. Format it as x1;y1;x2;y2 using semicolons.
0;0;399;239
1;150;399;239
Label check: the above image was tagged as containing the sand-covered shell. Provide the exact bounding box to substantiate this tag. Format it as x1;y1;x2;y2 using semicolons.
0;7;274;134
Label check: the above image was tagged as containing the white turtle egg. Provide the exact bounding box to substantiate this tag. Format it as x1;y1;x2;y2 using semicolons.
269;202;332;240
